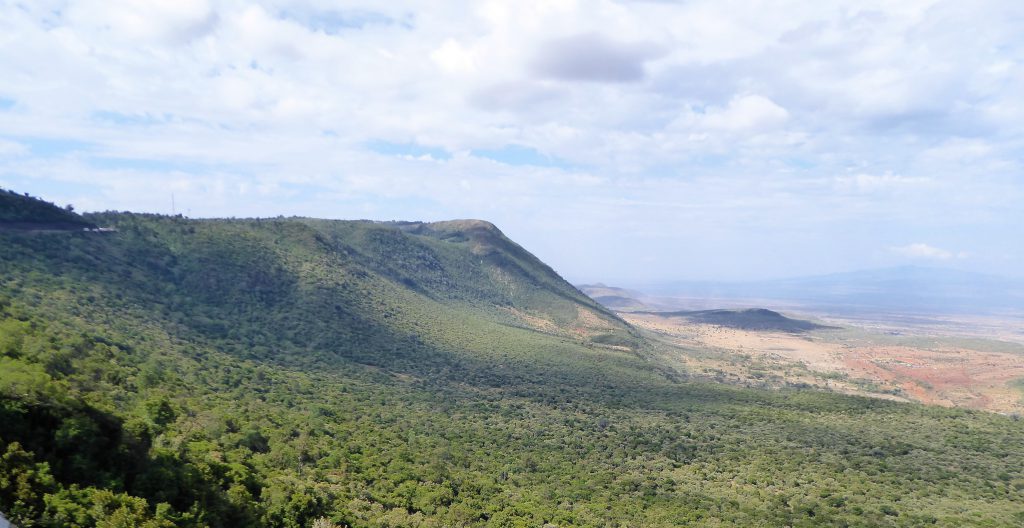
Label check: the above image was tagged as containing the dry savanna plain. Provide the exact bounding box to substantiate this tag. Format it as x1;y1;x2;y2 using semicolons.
626;310;1024;415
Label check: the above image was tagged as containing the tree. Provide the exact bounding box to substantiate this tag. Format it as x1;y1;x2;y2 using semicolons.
310;517;341;528
0;441;56;524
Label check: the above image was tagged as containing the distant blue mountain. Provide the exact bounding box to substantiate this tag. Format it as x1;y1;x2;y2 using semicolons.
642;266;1024;316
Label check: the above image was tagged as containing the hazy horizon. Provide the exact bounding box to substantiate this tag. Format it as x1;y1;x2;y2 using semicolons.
577;264;1024;288
2;1;1022;282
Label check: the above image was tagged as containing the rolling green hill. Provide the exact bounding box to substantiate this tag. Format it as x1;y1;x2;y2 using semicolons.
1;192;1023;527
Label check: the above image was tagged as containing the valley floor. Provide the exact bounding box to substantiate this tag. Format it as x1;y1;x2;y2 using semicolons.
626;311;1024;414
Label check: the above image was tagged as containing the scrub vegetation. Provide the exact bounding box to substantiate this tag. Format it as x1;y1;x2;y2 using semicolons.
1;192;1022;527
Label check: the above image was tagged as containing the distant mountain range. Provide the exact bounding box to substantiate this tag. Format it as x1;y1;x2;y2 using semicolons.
583;267;1024;317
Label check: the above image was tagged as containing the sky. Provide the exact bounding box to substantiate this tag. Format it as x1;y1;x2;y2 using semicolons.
1;0;1022;283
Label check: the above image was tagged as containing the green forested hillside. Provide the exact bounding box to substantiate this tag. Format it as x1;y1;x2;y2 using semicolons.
1;196;1023;527
0;189;95;229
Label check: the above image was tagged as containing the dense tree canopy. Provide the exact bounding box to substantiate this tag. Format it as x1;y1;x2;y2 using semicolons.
0;197;1022;527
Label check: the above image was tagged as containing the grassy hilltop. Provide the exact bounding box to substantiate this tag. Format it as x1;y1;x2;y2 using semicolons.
1;191;1023;527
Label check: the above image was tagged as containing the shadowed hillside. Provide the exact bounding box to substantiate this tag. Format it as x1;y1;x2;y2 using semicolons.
0;188;96;230
2;191;1023;527
643;308;830;333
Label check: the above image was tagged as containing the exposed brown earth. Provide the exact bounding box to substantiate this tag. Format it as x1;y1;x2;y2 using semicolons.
625;312;1024;414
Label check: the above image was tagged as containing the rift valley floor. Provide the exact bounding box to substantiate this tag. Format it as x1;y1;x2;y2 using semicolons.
624;310;1024;414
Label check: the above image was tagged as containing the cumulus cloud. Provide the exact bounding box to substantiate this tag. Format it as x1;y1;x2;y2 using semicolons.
0;0;1021;280
432;38;479;74
529;33;665;82
699;95;789;132
892;243;967;261
664;94;789;140
66;0;219;44
469;81;566;112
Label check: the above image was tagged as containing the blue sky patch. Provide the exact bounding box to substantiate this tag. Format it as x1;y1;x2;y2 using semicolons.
785;157;815;169
87;157;210;172
91;111;167;126
280;9;400;34
22;137;94;157
470;145;571;168
366;140;451;160
0;175;94;204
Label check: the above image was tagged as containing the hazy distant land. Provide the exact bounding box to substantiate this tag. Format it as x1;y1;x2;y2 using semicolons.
580;280;1024;414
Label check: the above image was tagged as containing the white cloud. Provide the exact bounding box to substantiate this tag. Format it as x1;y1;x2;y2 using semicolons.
699;94;790;132
0;0;1021;279
664;94;790;145
833;172;930;193
66;0;217;44
891;243;967;260
920;138;994;163
529;33;665;83
431;38;478;74
0;139;27;157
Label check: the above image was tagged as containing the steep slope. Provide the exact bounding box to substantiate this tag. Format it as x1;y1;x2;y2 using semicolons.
0;188;96;230
297;217;631;345
577;283;650;311
75;211;632;368
2;192;1023;528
